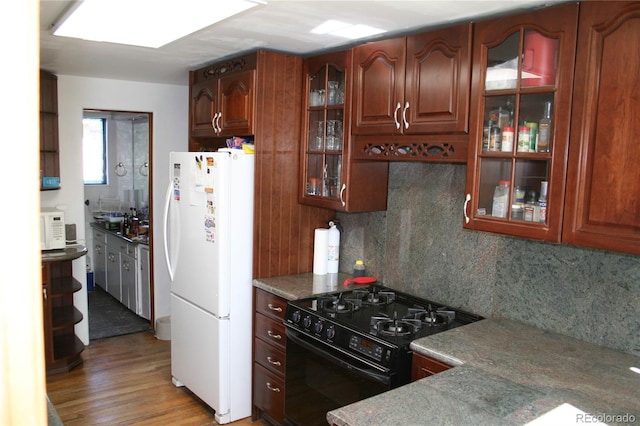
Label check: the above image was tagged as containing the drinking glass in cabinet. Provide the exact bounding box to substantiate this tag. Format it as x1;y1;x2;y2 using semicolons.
310;121;323;150
324;156;342;198
326;120;343;151
327;81;340;105
306;154;323;196
310;89;325;107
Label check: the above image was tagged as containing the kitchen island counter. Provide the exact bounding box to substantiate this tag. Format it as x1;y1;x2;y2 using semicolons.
328;318;640;426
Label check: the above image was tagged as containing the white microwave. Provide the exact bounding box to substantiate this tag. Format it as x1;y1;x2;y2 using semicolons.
41;208;66;250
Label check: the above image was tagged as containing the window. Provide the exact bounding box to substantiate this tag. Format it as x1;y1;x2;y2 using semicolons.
83;117;107;184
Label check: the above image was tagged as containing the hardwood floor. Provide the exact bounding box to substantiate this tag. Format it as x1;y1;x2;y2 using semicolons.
47;331;267;425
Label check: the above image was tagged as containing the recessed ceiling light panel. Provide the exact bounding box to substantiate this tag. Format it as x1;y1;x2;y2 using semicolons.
53;0;263;48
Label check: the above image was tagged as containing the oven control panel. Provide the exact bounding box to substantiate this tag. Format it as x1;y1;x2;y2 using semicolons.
285;308;393;366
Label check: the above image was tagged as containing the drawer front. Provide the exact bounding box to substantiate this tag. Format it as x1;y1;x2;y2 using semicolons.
253;363;285;424
254;312;286;350
255;288;287;321
254;337;286;376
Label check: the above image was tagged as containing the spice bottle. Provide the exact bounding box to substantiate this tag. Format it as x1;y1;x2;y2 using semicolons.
353;260;366;277
501;126;514;152
523;190;537;221
489;126;502;151
537;102;552;152
538;181;548;223
517;126;530;152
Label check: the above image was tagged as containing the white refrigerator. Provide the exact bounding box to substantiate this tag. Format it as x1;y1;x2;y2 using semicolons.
163;149;254;424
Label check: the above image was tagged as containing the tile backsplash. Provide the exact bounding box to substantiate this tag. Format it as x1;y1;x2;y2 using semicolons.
338;162;640;356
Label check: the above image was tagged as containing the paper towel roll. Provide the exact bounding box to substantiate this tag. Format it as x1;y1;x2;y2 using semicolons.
313;228;329;275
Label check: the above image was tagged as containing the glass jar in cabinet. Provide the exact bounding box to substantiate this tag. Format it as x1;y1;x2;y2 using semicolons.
463;3;578;242
300;50;389;213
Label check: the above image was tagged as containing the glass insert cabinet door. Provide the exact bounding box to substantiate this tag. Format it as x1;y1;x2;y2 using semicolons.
464;4;578;242
302;61;346;207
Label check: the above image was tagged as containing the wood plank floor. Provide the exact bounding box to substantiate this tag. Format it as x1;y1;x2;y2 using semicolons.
47;331;267;425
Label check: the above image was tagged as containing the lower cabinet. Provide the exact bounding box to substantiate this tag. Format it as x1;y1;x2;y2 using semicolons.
411;353;452;381
253;288;287;425
92;225;150;319
93;228;107;290
42;257;85;375
137;245;151;320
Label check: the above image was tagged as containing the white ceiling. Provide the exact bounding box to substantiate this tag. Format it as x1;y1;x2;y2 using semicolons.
39;0;563;86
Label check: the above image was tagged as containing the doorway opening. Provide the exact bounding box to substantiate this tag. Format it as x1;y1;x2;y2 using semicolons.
82;109;154;340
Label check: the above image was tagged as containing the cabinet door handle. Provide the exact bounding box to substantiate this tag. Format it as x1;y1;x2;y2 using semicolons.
267;356;282;366
463;193;471;224
394;102;401;129
339;183;346;207
267;303;282;312
211;112;219;133
43;288;47;300
215;112;222;134
267;330;282;340
402;101;410;129
266;382;281;392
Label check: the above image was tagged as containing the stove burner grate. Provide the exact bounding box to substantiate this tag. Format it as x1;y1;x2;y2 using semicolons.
404;305;456;327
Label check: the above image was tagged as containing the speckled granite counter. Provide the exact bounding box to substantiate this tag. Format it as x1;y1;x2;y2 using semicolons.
253;272;355;300
328;318;640;425
41;244;87;262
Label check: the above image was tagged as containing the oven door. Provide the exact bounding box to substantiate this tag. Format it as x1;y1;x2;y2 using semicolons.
284;327;393;426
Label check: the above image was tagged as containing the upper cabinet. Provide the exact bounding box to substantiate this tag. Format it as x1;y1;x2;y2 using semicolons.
350;23;472;162
189;55;256;148
562;1;640;256
300;50;388;212
40;70;60;190
463;4;579;242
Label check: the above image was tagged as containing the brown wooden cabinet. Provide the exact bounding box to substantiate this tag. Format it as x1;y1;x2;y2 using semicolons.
40;69;60;190
42;255;85;375
253;288;287;425
562;1;640;256
189;54;256;147
411;353;452;381
300;50;389;212
463;3;579;242
350;23;472;162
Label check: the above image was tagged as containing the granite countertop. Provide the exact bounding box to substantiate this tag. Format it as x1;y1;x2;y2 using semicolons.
90;222;149;245
253;272;358;300
41;244;87;263
328;318;640;426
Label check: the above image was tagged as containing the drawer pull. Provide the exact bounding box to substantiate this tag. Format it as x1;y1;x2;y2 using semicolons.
267;356;281;366
267;330;282;340
266;382;281;393
267;303;282;312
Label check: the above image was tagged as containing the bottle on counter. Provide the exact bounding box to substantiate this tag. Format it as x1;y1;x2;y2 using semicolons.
492;180;510;218
327;222;340;274
537;102;552;152
353;260;366;277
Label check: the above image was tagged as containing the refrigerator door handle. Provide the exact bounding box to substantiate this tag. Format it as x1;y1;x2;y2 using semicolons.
163;180;176;281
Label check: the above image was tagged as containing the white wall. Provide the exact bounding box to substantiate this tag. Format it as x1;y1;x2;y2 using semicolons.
41;75;188;344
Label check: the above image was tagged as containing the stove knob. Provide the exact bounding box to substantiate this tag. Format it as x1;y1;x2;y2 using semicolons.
325;325;336;339
313;321;324;334
291;310;301;324
303;315;312;329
